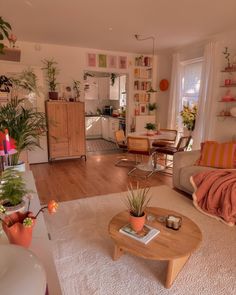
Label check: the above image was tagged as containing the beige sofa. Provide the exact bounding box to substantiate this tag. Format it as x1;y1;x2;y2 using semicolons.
173;150;216;195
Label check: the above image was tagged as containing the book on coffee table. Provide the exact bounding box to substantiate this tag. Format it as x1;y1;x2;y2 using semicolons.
119;224;160;245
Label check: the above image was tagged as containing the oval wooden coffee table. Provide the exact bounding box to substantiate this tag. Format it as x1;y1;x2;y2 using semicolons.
108;207;202;288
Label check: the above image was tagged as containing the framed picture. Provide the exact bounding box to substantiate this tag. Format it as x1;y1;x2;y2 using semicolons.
98;54;107;68
108;55;117;68
119;56;127;69
139;103;148;115
87;53;96;67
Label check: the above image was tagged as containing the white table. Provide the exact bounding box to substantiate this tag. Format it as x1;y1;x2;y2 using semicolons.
127;132;165;174
0;171;62;295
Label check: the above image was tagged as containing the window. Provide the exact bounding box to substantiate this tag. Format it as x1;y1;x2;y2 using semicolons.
181;58;203;108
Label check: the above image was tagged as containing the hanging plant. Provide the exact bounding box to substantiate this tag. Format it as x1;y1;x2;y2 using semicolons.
0;17;12;54
110;73;117;86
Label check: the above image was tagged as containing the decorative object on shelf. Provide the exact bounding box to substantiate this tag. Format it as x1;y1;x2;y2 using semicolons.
222;89;235;102
166;215;182;230
8;33;17;48
0;98;47;168
222;47;232;70
0;16;12;54
0;168;28;213
139;103;148;115
98;54;107;68
159;79;169;91
41;58;59;100
134;34;157;93
87;53;96;67
72;80;81;100
0;199;58;248
180;105;197;131
124;183;151;232
145;122;156;135
148;102;157;115
230;107;236;117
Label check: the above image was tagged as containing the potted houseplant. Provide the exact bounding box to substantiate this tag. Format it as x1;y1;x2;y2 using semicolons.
72;80;81;101
41;58;59;100
0;168;29;213
0;98;47;170
0;16;12;54
145;122;156;136
148;102;157;115
124;183;151;232
0;199;58;248
180;105;197;135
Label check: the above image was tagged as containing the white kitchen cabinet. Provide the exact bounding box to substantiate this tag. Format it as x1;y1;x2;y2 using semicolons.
98;77;110;100
84;76;99;100
108;117;120;142
85;116;102;138
110;77;120;100
102;117;109;140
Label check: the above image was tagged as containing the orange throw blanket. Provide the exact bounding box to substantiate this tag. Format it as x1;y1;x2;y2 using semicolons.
190;170;236;226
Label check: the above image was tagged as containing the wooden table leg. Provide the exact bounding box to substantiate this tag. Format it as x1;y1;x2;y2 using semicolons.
113;244;124;261
165;254;190;288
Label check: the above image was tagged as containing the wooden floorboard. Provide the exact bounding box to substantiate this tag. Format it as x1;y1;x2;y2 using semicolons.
31;152;173;204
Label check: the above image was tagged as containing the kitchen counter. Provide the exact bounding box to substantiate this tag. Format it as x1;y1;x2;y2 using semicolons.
85;114;125;120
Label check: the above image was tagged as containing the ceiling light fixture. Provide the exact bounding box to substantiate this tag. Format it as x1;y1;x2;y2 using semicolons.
134;34;157;93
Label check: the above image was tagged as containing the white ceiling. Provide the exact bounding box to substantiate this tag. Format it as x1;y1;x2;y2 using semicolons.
2;0;236;54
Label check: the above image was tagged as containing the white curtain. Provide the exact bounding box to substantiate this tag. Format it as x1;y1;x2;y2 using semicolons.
192;42;218;149
167;53;183;131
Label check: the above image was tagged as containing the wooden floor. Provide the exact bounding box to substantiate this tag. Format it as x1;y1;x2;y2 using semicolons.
31;152;173;204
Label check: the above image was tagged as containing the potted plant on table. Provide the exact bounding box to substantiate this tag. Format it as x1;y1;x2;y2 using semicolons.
0;98;47;170
41;58;59;100
0;199;58;248
145;122;156;136
124;183;151;232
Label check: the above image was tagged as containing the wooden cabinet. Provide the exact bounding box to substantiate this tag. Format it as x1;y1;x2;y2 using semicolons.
46;101;86;160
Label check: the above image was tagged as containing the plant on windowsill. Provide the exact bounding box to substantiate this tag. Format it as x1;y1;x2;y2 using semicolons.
124;183;151;232
41;58;59;100
0;199;58;248
180;105;197;134
145;122;156;135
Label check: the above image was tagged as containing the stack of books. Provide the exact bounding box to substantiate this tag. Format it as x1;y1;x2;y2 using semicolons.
119;224;160;245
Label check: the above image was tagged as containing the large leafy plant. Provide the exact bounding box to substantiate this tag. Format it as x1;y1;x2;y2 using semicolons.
0;16;12;54
41;59;59;91
0;168;28;206
0;98;47;165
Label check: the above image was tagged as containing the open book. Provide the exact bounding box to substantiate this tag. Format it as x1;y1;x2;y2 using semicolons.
119;224;160;245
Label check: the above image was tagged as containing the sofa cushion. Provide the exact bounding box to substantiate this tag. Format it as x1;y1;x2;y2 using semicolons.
179;165;216;193
196;141;236;169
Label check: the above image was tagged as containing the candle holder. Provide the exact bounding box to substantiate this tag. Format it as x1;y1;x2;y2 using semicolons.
166;215;182;230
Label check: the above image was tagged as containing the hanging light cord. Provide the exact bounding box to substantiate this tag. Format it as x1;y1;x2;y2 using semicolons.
134;34;155;57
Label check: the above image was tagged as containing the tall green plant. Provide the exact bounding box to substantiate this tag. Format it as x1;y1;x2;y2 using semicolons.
0;16;12;54
41;59;59;91
0;168;28;206
0;98;47;165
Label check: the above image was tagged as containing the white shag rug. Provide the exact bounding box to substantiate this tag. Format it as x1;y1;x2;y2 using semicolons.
44;185;236;295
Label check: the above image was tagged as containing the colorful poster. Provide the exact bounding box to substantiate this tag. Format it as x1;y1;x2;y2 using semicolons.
98;54;107;68
119;56;127;69
87;53;96;67
108;55;117;68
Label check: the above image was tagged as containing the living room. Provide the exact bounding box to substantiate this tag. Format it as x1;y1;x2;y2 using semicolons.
0;1;236;295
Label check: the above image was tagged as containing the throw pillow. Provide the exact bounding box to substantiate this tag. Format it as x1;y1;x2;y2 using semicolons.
196;141;236;168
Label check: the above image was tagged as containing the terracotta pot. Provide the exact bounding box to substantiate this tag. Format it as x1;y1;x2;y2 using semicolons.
130;212;146;232
48;91;58;100
2;211;36;248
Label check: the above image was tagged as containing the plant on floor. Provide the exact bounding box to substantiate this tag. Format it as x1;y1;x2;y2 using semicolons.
180;105;197;131
0;16;12;54
0;98;47;166
145;122;156;130
0;168;29;206
41;58;59;99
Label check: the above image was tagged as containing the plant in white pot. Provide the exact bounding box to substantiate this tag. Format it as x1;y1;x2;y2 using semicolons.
41;58;59;100
124;183;151;232
148;102;157;115
0;168;29;213
145;122;156;135
0;98;47;170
